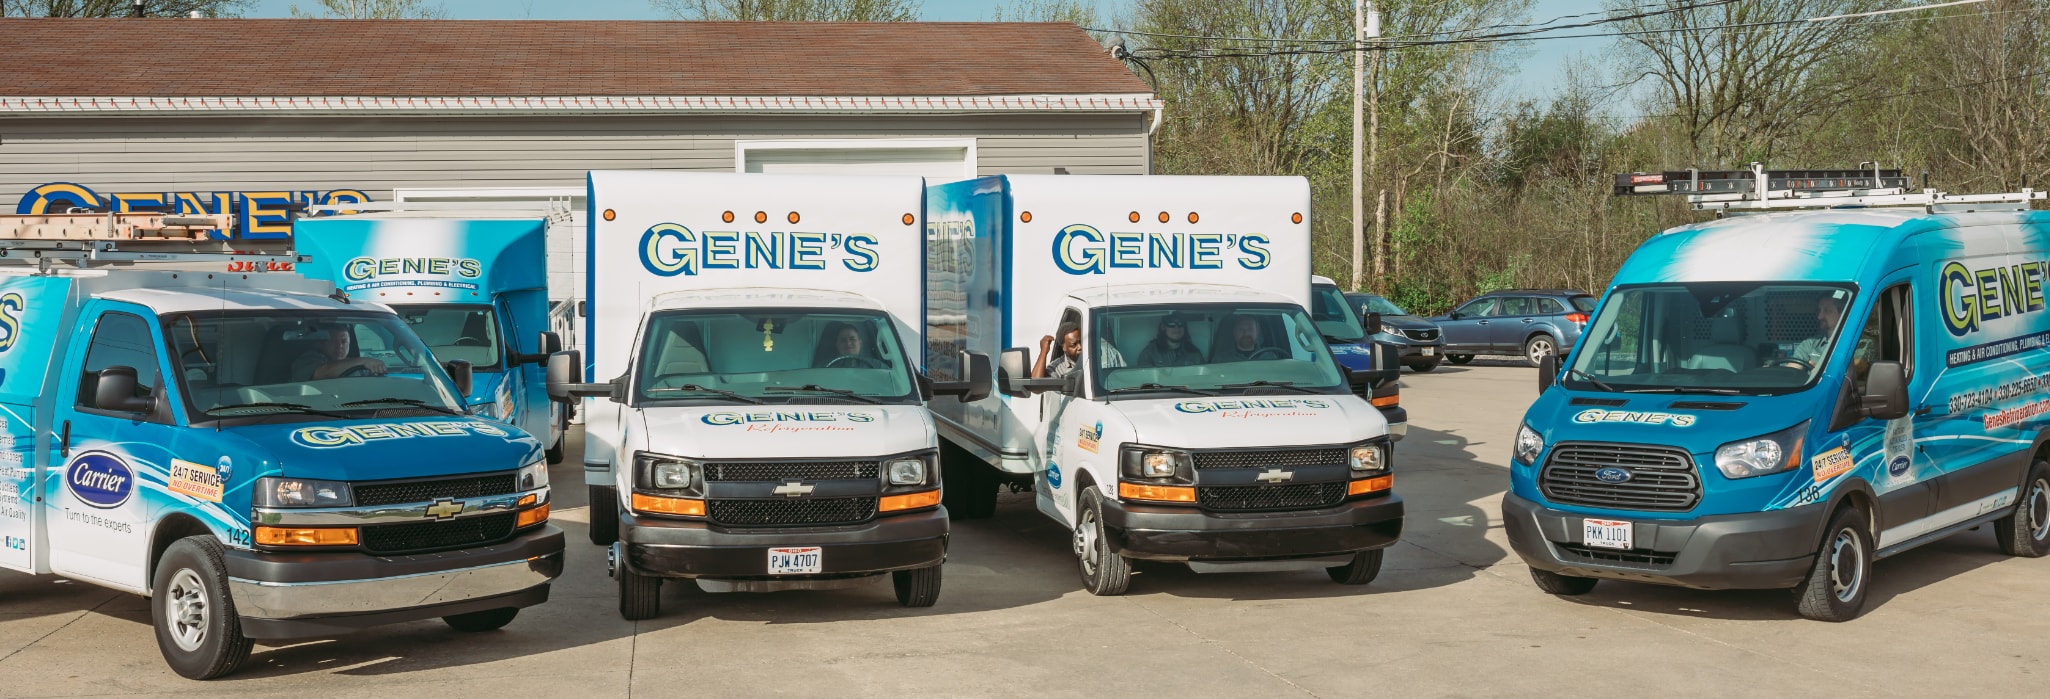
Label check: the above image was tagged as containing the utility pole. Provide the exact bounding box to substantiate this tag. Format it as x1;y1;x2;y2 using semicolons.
1350;0;1365;291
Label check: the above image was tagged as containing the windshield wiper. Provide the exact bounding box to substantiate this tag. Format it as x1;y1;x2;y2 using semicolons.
204;402;350;419
1102;383;1219;397
1620;386;1747;396
1218;380;1321;395
646;384;764;404
1560;368;1619;392
764;384;882;404
337;397;466;416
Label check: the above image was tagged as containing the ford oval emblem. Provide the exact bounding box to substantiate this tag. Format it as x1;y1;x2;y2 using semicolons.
1594;467;1633;484
66;451;135;509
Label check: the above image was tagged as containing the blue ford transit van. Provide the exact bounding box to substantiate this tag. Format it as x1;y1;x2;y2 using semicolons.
1507;167;2050;621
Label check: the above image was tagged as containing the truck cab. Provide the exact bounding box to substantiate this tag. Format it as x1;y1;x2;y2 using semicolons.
0;233;561;679
554;171;988;619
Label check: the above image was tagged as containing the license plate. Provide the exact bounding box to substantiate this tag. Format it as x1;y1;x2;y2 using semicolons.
1583;519;1633;550
1421;347;1436;356
767;546;822;575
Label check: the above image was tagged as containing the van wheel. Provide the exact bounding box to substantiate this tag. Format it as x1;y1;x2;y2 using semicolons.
1406;359;1440;373
1075;488;1133;595
1524;335;1556;368
941;447;997;519
443;607;519;632
1325;549;1384;585
1529;567;1598;596
618;564;662;621
1447;354;1474;365
152;537;253;680
588;483;619;546
546;438;565;465
1795;505;1872;622
892;564;943;607
1995;461;2050;557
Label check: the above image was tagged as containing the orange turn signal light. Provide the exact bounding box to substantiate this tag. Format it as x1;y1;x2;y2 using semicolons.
1348;475;1394;496
1371;394;1400;408
517;493;538;508
254;526;358;547
517;503;551;528
880;490;942;513
631;493;706;517
1119;482;1196;503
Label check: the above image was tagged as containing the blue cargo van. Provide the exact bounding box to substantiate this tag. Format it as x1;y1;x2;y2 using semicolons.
1508;167;2050;621
296;213;568;463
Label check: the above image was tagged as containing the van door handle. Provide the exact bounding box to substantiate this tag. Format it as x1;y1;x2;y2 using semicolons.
1915;405;1932;416
59;420;70;458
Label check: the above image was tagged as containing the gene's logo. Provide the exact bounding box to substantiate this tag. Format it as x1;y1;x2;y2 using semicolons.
0;293;23;353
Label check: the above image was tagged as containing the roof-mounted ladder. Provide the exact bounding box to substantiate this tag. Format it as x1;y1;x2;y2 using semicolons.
0;211;304;273
1614;163;2044;214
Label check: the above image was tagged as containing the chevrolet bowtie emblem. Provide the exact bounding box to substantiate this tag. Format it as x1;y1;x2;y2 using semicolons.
425;498;465;520
773;481;816;497
1255;468;1293;483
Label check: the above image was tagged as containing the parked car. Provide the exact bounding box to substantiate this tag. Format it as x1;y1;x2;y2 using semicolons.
1342;292;1446;372
1428;289;1594;367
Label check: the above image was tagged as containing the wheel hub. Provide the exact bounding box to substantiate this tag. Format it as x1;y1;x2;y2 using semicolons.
2028;477;2050;542
1829;527;1865;603
1075;509;1099;575
164;568;209;652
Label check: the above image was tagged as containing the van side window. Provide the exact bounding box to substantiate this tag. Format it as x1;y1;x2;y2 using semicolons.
1852;284;1912;394
76;312;161;409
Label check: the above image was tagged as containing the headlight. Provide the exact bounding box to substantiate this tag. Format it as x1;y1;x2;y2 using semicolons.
887;457;927;486
1120;447;1192;482
516;461;549;490
1381;326;1409;340
255;477;353;508
636;453;702;492
1513;423;1544;465
471;402;499;420
1349;444;1386;473
1714;422;1807;479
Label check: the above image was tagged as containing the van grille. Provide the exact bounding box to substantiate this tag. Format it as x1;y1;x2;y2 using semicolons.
354;474;518;507
1555;542;1678;569
1197;482;1347;512
1192;448;1347;471
709;497;876;527
1540;443;1700;512
704;461;879;482
361;513;517;554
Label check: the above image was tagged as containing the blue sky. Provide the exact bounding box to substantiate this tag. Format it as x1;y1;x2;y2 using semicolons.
247;0;1608;100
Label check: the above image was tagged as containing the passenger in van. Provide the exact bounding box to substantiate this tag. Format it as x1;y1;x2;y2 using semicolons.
819;323;885;369
1035;322;1125;378
293;323;387;380
1135;314;1204;368
1213;315;1280;362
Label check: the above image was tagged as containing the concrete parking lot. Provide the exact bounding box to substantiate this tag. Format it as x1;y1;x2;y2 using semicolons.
3;361;2045;697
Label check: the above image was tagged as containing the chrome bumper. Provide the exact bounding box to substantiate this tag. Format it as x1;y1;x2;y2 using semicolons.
229;552;561;619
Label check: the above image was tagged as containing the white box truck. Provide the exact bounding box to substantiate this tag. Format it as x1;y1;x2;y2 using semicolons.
550;172;990;619
924;175;1404;594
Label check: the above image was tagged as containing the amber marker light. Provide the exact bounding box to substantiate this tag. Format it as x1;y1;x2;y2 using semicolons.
1020;211;1034;223
722;211;736;223
632;492;706;517
1158;211;1170;223
1371;394;1400;408
754;211;768;224
1291;212;1304;224
601;209;617;221
1348;475;1394;496
1129;211;1141;223
1119;483;1196;503
254;526;358;546
902;213;916;225
788;211;801;224
1188;212;1200;224
517;493;538;508
880;490;942;513
517;503;551;528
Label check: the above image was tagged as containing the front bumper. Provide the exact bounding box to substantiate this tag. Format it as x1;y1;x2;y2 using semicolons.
1502;493;1825;590
1101;493;1403;562
226;525;564;639
621;507;948;579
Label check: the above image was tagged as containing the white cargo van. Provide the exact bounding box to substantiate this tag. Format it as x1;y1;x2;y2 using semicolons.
924;175;1404;594
550;172;990;619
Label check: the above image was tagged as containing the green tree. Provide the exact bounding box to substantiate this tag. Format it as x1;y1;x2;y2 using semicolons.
1;0;248;16
651;0;920;21
289;0;445;19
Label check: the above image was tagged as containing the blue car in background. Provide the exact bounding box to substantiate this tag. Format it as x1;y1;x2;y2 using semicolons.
1430;289;1594;367
1344;292;1446;372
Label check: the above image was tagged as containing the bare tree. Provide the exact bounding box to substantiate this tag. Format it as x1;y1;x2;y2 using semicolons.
992;0;1096;24
290;0;445;19
652;0;920;21
2;0;249;16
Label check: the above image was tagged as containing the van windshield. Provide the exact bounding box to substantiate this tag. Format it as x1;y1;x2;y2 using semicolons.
1091;303;1348;397
1567;283;1855;395
1310;285;1367;343
391;304;502;372
634;309;917;405
164;311;467;423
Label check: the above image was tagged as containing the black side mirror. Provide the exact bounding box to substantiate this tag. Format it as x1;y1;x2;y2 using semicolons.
1364;312;1383;336
998;347;1031;398
1537;352;1558;391
1862;361;1909;420
444;359;474;396
547;350;618;403
935;351;994;403
539;331;563;357
93;366;153;413
1448;311;1464;320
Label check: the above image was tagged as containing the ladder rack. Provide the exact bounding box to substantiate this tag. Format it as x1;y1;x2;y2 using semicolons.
1613;163;2044;214
0;209;304;273
0;210;235;241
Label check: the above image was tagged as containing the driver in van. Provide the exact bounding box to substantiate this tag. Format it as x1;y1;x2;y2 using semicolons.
1135;314;1204;368
1212;315;1275;362
294;323;387;380
821;323;885;369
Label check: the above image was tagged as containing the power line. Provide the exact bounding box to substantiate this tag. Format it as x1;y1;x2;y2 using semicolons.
1084;0;1744;46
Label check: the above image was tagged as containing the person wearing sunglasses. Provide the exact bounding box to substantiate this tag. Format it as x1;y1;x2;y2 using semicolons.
1135;313;1205;368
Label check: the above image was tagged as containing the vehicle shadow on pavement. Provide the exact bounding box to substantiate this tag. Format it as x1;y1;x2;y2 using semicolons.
1407;355;1530;375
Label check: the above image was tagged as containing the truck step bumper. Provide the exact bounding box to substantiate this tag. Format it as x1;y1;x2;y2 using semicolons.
621;508;948;578
225;525;564;639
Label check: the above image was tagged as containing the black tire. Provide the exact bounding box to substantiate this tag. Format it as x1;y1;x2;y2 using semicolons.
546;437;565;465
1075;488;1133;596
941;446;998;520
1523;335;1556;368
1529;567;1598;596
1325;548;1384;585
1994;460;2050;557
618;562;663;621
1447;354;1474;365
1795;505;1873;622
151;536;254;680
892;564;943;607
589;483;620;546
443;607;519;632
1406;359;1440;373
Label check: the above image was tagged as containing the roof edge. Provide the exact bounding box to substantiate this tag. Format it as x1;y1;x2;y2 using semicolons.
0;94;1163;117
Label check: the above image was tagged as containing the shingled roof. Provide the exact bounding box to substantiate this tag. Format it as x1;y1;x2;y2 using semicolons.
0;18;1150;98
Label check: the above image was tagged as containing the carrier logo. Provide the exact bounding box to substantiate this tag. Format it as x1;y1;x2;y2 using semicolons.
1594;467;1632;484
1052;224;1270;275
639;223;880;277
65;452;134;509
343;256;483;283
1940;259;2049;336
0;292;22;353
1571;409;1697;427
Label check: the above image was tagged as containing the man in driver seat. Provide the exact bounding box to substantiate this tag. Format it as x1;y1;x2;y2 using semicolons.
293;323;387;380
1212;315;1277;363
820;323;885;369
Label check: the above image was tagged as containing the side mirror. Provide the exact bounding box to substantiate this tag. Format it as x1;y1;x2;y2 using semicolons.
1537;352;1558;391
1448;311;1464;320
539;331;563;356
444;359;474;396
935;351;994;403
998;347;1030;398
547;350;617;403
1364;312;1383;336
1862;360;1909;420
93;366;153;413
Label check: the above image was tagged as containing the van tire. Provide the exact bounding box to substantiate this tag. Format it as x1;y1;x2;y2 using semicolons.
1325;549;1384;585
1795;504;1872;622
1529;567;1598;596
618;565;662;621
546;438;565;465
588;484;619;546
442;607;519;632
1447;354;1474;365
1075;488;1133;595
1524;335;1556;368
892;564;943;607
1994;461;2050;557
1406;359;1440;373
151;536;253;680
941;447;997;519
